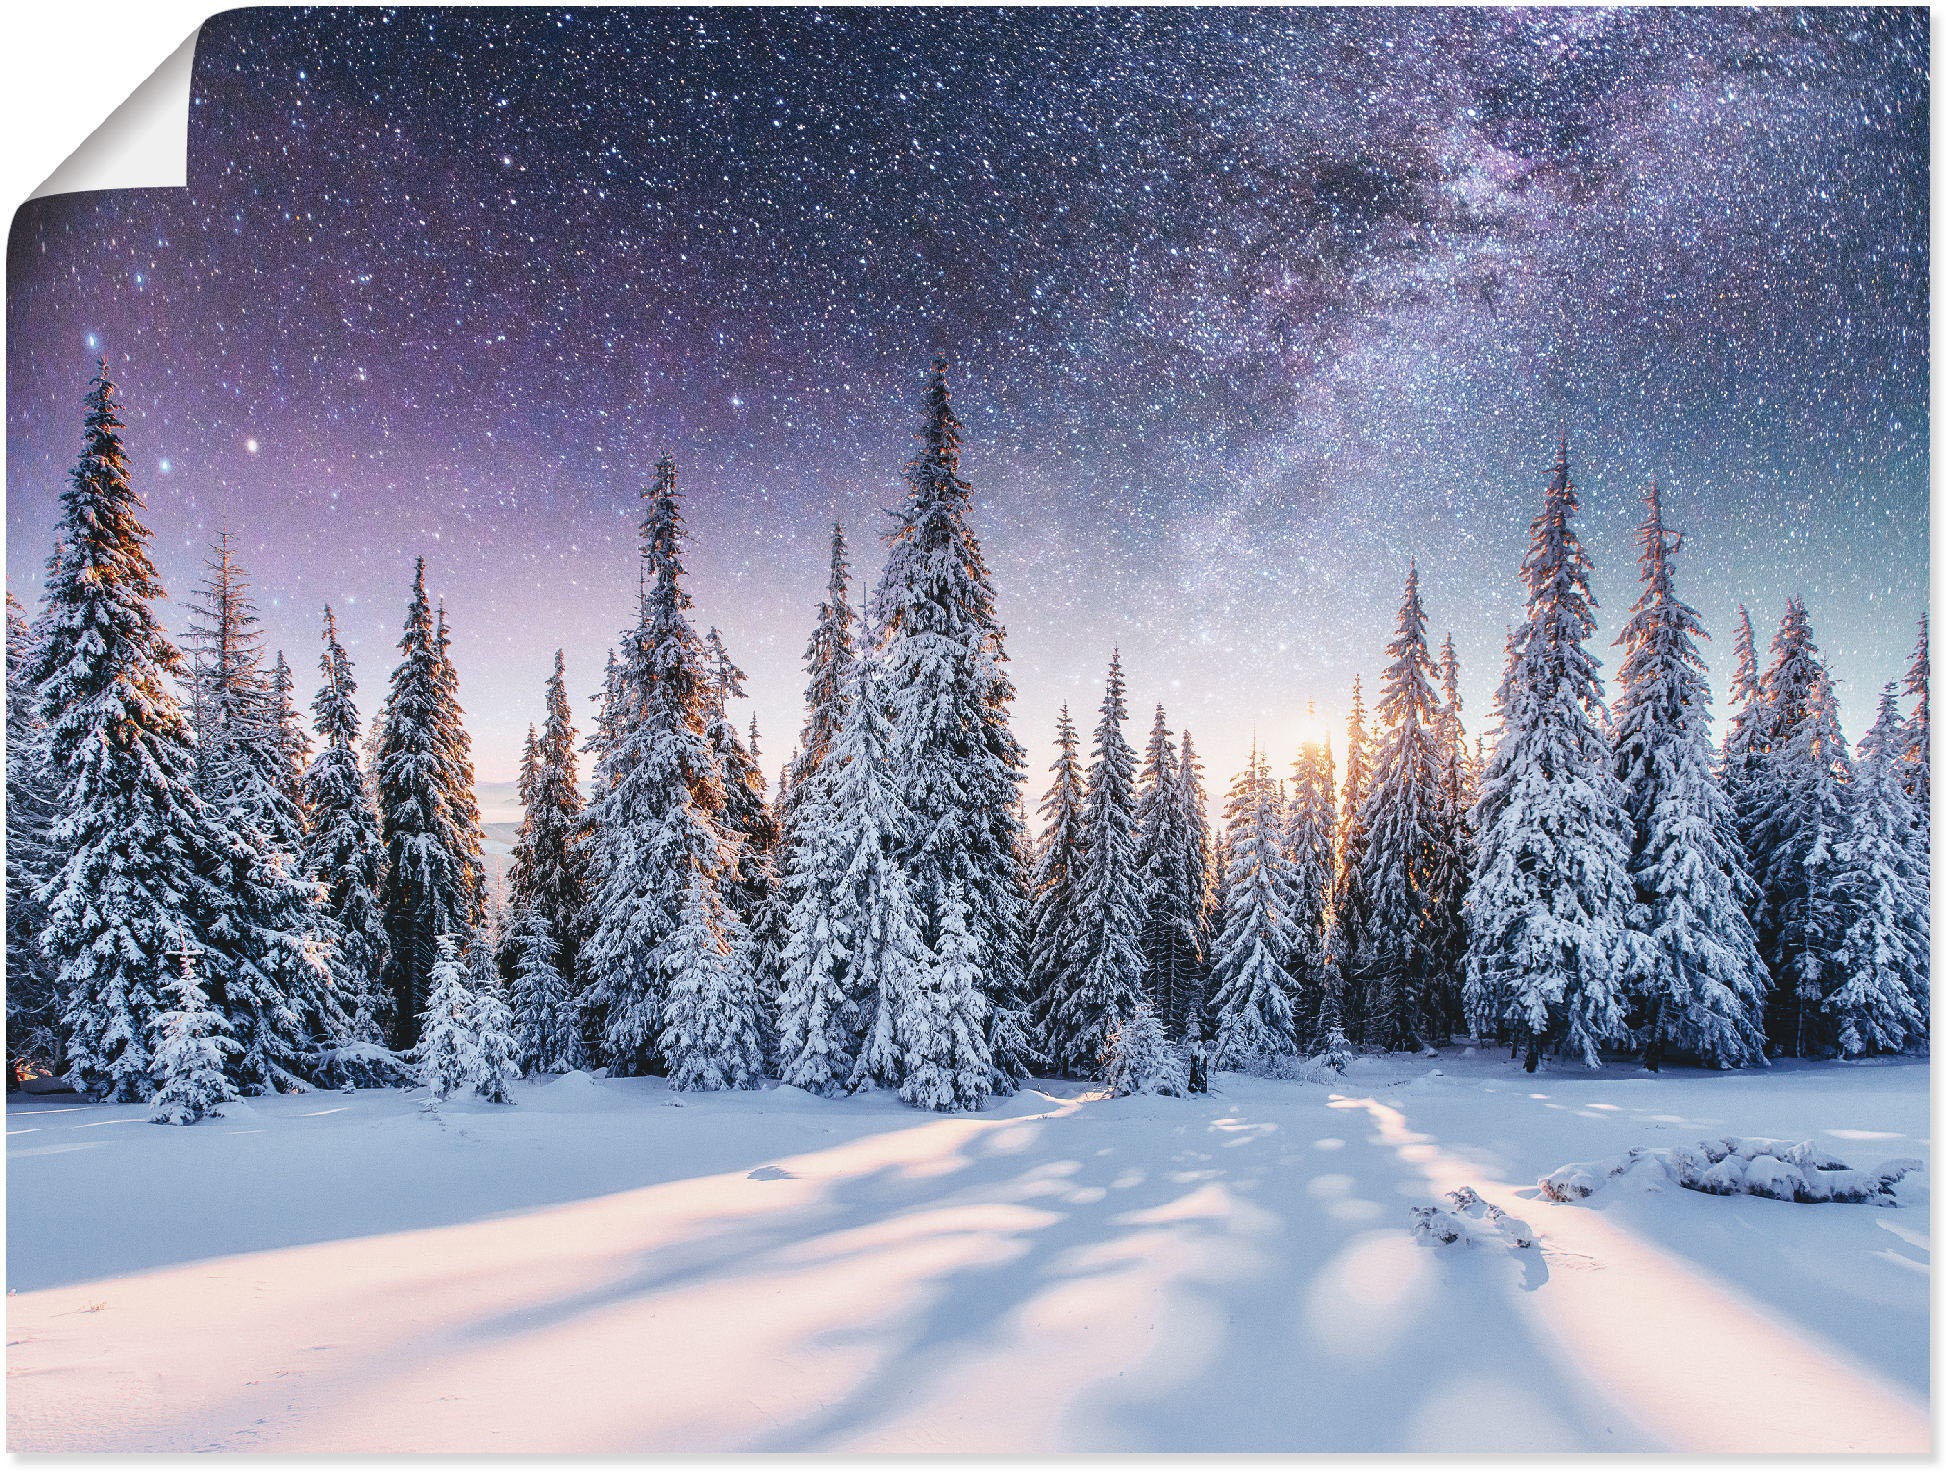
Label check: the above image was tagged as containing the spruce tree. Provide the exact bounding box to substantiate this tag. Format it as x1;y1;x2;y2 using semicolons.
6;590;59;1082
1717;606;1769;862
1463;438;1636;1071
1428;637;1474;1041
375;561;481;1042
873;361;1029;1091
1102;999;1190;1097
508;651;590;991
581;458;752;1076
776;653;934;1096
1207;749;1304;1071
432;603;488;930
1901;616;1929;822
704;628;780;945
416;936;481;1101
899;884;994;1112
32;370;234;1101
147;942;239;1125
505;904;585;1074
1176;729;1215;1036
1136;705;1208;1041
1335;677;1375;1037
1051;653;1149;1076
300;606;391;1040
1611;482;1768;1070
781;523;856;820
467;972;523;1105
1747;598;1853;1057
269;651;311;820
1826;687;1927;1056
1025;705;1086;1069
1353;566;1454;1052
1282;714;1336;1046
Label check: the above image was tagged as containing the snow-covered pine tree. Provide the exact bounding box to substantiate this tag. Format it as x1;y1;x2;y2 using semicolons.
1281;710;1335;1044
781;523;856;826
1825;686;1927;1057
508;651;591;993
899;883;994;1112
147;941;239;1125
1176;728;1215;1036
432;602;488;933
1611;481;1768;1070
1049;653;1149;1076
1428;635;1474;1041
300;606;391;1042
1463;437;1636;1071
1352;566;1454;1052
181;542;342;1092
467;974;522;1105
268;651;311;821
1717;606;1769;865
1136;705;1208;1043
1335;677;1374;1038
6;590;60;1084
505;903;584;1074
1025;704;1086;1069
873;361;1029;1092
703;627;780;951
1900;616;1928;823
1747;598;1853;1057
776;652;932;1095
1207;748;1304;1072
376;562;483;1044
581;457;754;1078
32;370;236;1102
415;935;480;1101
1101;999;1189;1097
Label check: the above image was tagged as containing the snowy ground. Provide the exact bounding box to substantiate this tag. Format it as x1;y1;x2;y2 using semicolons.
6;1053;1929;1454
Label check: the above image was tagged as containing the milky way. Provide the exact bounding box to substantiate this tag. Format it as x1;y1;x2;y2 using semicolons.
5;7;1928;805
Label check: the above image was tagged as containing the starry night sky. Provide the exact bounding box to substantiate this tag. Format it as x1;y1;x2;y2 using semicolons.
6;6;1929;812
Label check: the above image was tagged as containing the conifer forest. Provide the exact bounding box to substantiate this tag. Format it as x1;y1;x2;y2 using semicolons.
5;7;1927;1456
8;361;1928;1116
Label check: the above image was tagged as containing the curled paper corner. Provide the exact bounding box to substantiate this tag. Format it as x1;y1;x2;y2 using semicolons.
29;30;199;200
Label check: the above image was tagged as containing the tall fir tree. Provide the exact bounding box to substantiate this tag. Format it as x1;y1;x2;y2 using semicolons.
432;603;488;930
1463;437;1636;1071
781;523;856;821
1207;748;1304;1071
899;883;994;1111
31;369;233;1100
1136;705;1208;1041
1899;617;1929;921
1746;598;1853;1057
1335;676;1375;1038
1281;713;1336;1045
268;651;311;820
1428;636;1474;1042
6;590;60;1082
375;561;483;1043
703;627;781;945
147;943;239;1126
300;606;391;1040
505;903;585;1074
1825;687;1927;1057
507;650;590;990
1717;605;1769;863
1176;728;1215;1034
775;653;935;1096
1352;566;1456;1051
1611;482;1768;1070
581;458;755;1077
1049;653;1149;1076
873;361;1028;1094
1025;705;1087;1068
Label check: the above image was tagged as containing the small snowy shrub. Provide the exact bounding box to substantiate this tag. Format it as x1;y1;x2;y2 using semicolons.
147;955;239;1126
1541;1137;1922;1206
1101;1002;1188;1097
1411;1187;1534;1250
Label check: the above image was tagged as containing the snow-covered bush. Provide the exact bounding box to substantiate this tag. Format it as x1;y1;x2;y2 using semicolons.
148;955;240;1126
1101;1002;1188;1097
1411;1186;1534;1250
1540;1137;1922;1206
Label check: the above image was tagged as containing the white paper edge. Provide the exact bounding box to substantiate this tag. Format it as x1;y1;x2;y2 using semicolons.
29;29;199;199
